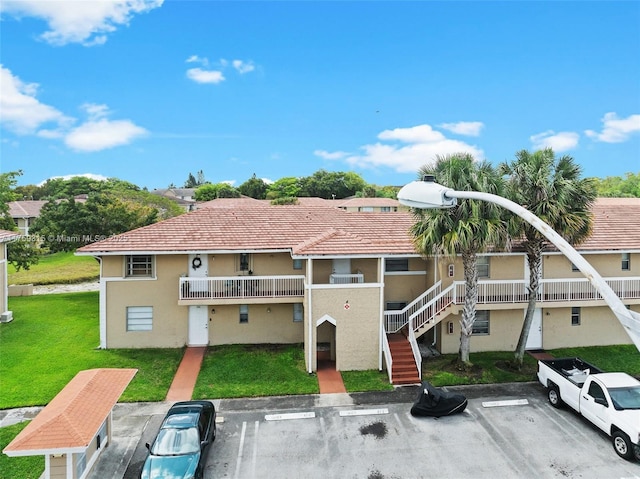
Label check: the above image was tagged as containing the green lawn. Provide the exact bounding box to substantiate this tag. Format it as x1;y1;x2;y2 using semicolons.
548;344;640;375
193;344;320;398
0;422;43;479
0;292;183;408
8;251;99;285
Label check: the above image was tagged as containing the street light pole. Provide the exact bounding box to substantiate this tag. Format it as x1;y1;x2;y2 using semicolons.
398;176;640;351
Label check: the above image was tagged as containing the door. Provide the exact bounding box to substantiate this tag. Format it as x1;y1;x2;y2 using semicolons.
331;258;351;283
525;308;543;350
189;254;208;293
188;305;209;346
579;380;610;434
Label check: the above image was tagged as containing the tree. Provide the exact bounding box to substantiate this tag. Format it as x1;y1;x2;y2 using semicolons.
410;154;507;366
193;182;240;201
500;148;596;368
183;170;207;188
238;174;268;199
266;177;302;199
592;172;640;198
298;170;366;199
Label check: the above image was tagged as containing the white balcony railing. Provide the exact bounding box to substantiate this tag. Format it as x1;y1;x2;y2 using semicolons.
329;273;364;284
385;276;640;333
179;275;305;301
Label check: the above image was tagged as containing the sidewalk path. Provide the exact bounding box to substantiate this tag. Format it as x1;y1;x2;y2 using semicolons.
165;346;207;401
317;360;347;394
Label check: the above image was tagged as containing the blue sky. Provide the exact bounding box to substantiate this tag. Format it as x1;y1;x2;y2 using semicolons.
1;1;639;191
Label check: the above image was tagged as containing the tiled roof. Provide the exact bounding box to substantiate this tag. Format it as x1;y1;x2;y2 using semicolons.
335;197;401;207
8;201;48;218
77;205;417;256
0;229;21;242
75;198;640;257
579;198;640;251
3;369;137;455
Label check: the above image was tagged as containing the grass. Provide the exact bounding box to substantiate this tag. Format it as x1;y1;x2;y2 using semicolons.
193;344;319;398
0;422;43;479
341;369;395;392
8;251;99;285
422;351;539;387
548;344;640;376
1;292;183;408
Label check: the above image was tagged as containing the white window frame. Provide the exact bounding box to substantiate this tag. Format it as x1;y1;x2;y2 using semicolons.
239;304;249;323
472;310;490;335
622;252;630;271
293;259;303;270
293;303;303;322
477;256;490;278
386;258;409;272
125;255;153;277
238;253;252;273
571;307;581;326
126;306;153;331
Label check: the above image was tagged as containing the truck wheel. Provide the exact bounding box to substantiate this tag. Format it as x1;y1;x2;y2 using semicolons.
612;431;634;460
547;386;562;408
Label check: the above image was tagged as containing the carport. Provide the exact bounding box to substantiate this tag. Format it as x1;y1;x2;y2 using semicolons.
3;368;137;479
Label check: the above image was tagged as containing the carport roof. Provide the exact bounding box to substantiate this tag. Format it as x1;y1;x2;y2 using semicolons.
3;368;137;456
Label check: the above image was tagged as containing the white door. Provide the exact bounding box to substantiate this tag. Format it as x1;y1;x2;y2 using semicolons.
188;254;208;293
525;308;543;350
188;305;209;346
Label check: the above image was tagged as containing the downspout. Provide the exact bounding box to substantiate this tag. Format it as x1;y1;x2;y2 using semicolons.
96;257;106;349
306;258;313;374
379;257;385;371
431;254;439;347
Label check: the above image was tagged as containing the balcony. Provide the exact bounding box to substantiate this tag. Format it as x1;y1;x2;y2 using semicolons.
179;275;305;303
329;273;364;284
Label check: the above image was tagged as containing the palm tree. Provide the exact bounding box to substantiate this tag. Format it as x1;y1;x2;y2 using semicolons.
501;148;596;368
411;154;508;366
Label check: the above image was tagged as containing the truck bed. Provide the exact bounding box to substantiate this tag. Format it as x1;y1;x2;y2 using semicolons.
539;357;604;387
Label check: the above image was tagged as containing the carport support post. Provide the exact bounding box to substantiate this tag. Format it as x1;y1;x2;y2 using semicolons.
398;178;640;351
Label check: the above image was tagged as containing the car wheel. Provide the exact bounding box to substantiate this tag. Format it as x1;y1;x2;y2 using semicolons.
613;431;635;460
547;385;562;408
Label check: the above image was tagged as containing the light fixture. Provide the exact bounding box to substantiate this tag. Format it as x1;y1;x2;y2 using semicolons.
267;307;271;313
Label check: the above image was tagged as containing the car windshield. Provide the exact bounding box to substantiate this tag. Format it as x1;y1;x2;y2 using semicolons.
151;427;200;456
609;386;640;410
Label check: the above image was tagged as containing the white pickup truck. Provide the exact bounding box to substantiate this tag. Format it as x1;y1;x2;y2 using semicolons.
537;357;640;460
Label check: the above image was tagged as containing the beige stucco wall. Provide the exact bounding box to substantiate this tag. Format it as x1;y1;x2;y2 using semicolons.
1;243;6;314
311;286;381;371
383;273;429;306
542;305;633;349
102;255;188;348
208;303;303;345
543;252;640;278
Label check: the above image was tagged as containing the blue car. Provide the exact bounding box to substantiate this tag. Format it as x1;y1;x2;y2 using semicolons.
140;400;216;479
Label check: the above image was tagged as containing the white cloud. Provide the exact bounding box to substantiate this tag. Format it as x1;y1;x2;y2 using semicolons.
530;130;580;152
333;124;484;174
0;0;163;46
439;121;484;136
186;68;225;84
585;112;640;143
0;65;72;134
314;149;349;160
65;118;147;152
232;60;255;74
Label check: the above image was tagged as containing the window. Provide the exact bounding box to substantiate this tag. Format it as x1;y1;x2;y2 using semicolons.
571;307;581;326
239;305;249;323
587;382;607;405
386;258;409;272
125;255;153;277
386;301;407;311
622;253;630;271
238;253;251;272
127;306;153;331
293;259;303;270
293;303;303;322
571;262;579;272
472;311;490;335
381;206;391;212
477;256;490;278
359;206;374;212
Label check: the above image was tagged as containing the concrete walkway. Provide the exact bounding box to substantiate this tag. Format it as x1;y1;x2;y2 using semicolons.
165;346;207;401
165;348;347;400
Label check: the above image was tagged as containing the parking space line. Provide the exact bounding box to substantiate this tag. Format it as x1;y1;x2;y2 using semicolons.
482;399;529;408
265;411;316;421
339;408;389;417
233;421;247;479
250;421;259;479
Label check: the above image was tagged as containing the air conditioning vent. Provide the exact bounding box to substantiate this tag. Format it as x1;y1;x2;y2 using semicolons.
1;311;13;323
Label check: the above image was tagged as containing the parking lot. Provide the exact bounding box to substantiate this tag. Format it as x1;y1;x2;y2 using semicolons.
93;383;640;479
